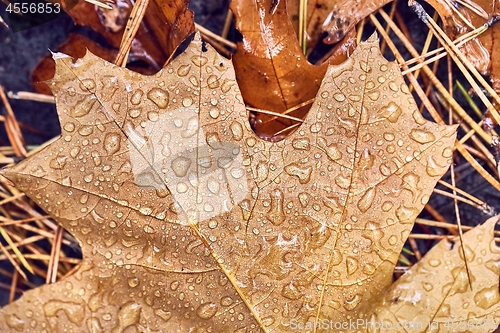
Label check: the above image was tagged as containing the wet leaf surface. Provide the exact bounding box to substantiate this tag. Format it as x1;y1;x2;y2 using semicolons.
31;33;164;95
0;32;477;332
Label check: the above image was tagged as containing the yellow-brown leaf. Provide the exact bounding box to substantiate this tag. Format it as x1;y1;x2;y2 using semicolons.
369;215;500;332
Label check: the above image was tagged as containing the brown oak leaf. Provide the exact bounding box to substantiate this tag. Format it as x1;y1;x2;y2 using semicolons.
0;33;459;332
32;0;195;94
67;0;194;65
231;0;356;140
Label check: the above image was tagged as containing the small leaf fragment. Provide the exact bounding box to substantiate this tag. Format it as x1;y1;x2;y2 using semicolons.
369;215;500;332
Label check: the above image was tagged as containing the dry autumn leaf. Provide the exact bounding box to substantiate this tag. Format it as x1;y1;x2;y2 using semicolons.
32;0;194;94
0;32;459;331
298;0;489;53
231;0;355;139
67;0;194;64
428;0;500;91
298;0;391;48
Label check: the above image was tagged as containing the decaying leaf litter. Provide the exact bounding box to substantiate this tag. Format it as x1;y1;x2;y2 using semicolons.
0;0;498;330
231;0;356;139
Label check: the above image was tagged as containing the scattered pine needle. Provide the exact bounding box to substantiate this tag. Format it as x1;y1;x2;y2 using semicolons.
84;0;113;10
0;227;33;276
7;91;55;104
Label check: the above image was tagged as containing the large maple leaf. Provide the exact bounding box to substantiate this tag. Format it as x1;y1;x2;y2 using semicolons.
0;33;460;332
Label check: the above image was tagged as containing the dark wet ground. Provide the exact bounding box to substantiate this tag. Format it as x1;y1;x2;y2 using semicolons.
0;13;72;145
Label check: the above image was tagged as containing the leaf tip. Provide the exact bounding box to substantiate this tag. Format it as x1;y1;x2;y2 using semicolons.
0;162;15;178
50;51;71;60
442;123;459;138
366;32;379;43
0;168;16;189
192;30;202;42
489;214;500;227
